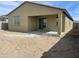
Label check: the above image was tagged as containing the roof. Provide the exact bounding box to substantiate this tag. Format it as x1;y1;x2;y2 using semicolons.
7;1;74;21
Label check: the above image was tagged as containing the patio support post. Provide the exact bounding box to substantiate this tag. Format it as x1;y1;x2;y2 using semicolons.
58;13;62;35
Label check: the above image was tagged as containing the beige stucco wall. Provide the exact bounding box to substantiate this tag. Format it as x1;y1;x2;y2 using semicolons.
8;15;29;32
13;3;61;16
45;15;58;32
8;2;73;36
28;15;58;32
28;16;38;31
61;13;73;35
59;13;73;37
65;15;73;32
8;2;61;32
62;13;65;32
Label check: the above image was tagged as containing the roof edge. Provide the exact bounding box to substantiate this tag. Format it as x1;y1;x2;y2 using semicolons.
7;1;74;21
7;1;64;16
63;9;73;21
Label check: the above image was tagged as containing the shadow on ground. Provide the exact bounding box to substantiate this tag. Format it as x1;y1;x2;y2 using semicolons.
41;30;79;58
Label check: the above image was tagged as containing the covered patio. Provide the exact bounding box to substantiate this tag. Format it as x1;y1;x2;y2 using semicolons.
28;13;63;36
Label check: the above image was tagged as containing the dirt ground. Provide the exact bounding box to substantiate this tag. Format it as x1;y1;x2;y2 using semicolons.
0;30;79;58
0;30;60;58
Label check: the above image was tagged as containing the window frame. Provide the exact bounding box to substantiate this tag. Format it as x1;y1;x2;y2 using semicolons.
13;16;20;25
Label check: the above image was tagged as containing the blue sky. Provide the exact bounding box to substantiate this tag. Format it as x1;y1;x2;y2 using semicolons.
0;1;79;21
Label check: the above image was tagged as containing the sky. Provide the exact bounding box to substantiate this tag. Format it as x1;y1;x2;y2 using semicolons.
0;1;79;21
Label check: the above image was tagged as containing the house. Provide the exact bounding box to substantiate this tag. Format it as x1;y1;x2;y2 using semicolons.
7;1;73;36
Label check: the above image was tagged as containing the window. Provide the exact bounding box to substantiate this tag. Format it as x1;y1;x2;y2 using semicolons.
13;16;20;25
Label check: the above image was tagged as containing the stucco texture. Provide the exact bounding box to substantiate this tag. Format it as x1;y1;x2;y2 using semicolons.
8;2;73;36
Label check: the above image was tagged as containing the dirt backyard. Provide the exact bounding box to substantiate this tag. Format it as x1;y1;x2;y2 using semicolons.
0;30;79;58
0;30;60;58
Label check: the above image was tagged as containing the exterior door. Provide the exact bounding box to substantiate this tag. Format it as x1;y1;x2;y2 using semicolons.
39;18;46;30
